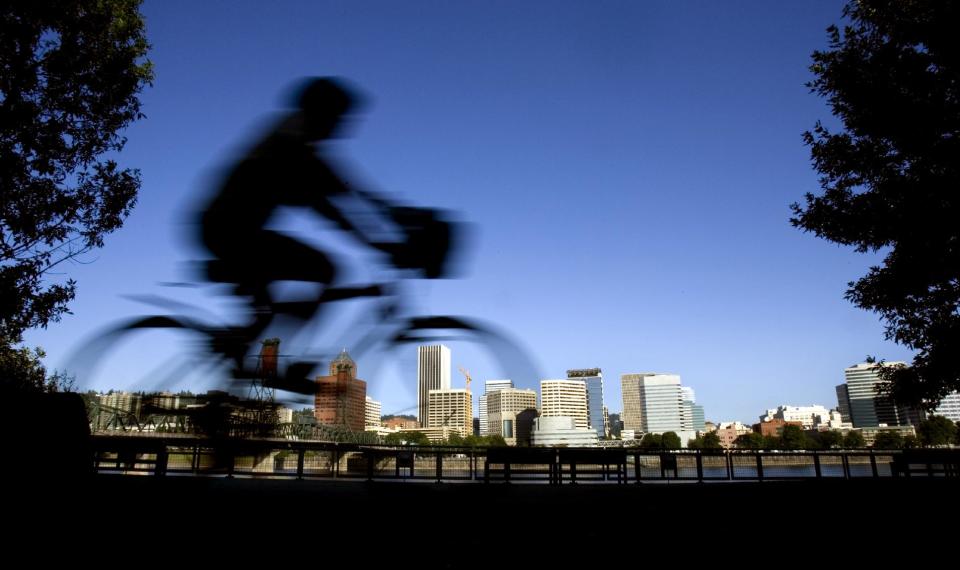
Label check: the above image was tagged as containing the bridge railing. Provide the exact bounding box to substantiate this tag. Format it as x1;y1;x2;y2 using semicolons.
88;435;960;484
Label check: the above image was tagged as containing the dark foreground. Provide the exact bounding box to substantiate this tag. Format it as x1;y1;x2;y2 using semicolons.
10;474;957;563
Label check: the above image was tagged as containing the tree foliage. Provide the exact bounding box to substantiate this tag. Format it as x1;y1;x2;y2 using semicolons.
816;430;845;449
872;430;904;449
660;431;681;449
0;1;153;346
916;415;957;446
792;1;960;409
843;430;866;449
639;433;662;450
779;425;809;450
688;432;723;450
0;343;73;394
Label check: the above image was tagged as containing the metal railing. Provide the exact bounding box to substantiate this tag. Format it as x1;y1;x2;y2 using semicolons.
88;435;960;484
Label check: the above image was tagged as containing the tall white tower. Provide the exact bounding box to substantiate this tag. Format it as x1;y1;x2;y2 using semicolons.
417;345;451;427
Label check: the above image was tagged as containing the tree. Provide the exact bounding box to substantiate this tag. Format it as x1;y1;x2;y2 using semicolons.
1;2;153;347
735;432;765;450
779;425;809;450
843;430;866;449
791;1;960;409
660;431;681;450
687;432;723;450
872;430;904;449
639;433;662;449
916;415;957;447
817;430;845;449
0;343;73;394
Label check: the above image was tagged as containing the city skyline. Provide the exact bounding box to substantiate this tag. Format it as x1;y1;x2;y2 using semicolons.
21;1;917;424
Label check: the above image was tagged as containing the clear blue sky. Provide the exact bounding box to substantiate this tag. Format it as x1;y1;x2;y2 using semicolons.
24;0;913;423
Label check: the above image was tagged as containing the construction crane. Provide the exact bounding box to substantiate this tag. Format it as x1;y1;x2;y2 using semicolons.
458;366;472;392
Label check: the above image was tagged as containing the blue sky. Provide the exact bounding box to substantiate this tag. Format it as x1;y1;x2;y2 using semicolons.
24;0;913;423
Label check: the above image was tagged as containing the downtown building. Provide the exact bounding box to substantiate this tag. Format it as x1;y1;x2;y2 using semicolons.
486;387;538;445
427;388;472;438
836;362;917;428
760;405;834;430
681;386;706;434
621;373;696;445
478;379;514;436
417;345;451;427
567;368;607;438
365;396;382;431
315;349;367;432
540;379;589;429
933;391;960;423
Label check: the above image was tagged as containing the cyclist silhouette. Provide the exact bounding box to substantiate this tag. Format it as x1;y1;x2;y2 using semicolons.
198;77;451;389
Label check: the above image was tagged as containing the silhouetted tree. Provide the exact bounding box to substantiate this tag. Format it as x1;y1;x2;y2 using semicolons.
735;432;765;450
639;433;663;449
660;431;681;449
0;2;152;350
0;343;73;394
872;430;904;449
843;430;866;449
916;415;957;447
792;1;960;409
780;425;809;449
817;430;844;449
687;432;723;450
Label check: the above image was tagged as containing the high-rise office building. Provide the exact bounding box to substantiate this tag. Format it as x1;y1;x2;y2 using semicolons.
934;391;960;423
479;379;514;436
487;387;538;445
620;374;645;432
680;387;706;433
540;379;588;429
315;349;367;432
417;345;451;427
841;362;912;427
427;389;472;437
365;396;382;430
621;373;687;436
567;368;605;438
835;384;852;424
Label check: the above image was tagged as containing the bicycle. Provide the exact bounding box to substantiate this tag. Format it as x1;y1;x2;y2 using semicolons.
68;205;540;432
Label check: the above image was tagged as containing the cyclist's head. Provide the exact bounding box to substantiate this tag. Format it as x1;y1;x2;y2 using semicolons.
293;77;364;140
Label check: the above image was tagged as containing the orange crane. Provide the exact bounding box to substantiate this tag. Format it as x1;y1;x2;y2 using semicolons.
458;366;472;391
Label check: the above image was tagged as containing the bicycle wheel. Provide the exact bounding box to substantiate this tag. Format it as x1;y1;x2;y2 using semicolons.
68;315;229;393
335;313;541;418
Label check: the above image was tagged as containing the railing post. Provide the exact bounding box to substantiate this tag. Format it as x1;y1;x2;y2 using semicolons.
842;453;850;479
756;452;764;483
696;451;704;483
726;451;733;480
155;445;168;477
436;452;442;483
870;451;878;478
297;448;304;480
505;461;511;484
334;446;340;479
367;451;375;481
813;452;822;479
